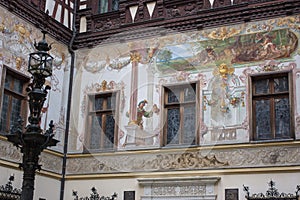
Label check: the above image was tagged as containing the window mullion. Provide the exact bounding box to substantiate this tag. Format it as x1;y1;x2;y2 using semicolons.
4;88;26;99
270;78;274;94
9;76;14;91
179;90;185;144
252;99;257;141
103;98;107;110
270;97;276;139
179;106;183;145
6;95;13;131
163;108;169;146
269;79;274;139
108;0;112;12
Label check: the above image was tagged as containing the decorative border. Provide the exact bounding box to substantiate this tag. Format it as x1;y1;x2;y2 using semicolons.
65;143;300;175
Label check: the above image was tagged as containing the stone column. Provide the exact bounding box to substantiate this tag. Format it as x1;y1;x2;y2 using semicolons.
124;51;141;147
128;51;141;124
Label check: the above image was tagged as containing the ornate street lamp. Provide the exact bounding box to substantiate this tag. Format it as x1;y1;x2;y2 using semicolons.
5;31;58;200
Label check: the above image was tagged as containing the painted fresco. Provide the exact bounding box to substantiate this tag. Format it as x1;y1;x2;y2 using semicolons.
80;17;300;75
155;28;298;73
0;6;68;151
76;15;300;151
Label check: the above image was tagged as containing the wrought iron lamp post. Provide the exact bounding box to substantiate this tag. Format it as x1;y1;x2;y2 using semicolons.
5;31;58;200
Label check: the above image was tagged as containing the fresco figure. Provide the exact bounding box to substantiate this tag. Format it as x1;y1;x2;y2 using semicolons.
155;28;298;73
136;100;153;129
260;35;281;58
127;100;160;130
231;29;297;63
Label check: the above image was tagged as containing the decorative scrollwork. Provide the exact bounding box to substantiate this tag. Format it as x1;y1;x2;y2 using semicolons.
0;175;21;200
72;187;117;200
244;180;300;200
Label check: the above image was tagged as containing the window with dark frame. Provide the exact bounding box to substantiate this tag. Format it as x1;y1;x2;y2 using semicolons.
163;83;198;146
124;191;135;200
251;72;293;141
86;92;118;151
0;67;29;133
225;188;239;200
97;0;119;14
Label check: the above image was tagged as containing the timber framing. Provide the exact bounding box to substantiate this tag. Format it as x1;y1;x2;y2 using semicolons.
74;0;300;49
0;0;300;49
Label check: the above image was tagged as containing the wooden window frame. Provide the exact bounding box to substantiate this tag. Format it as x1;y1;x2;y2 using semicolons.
85;91;119;152
161;82;199;147
250;71;294;141
0;67;29;134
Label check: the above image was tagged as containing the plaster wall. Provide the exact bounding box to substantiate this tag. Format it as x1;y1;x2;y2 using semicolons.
71;14;300;151
0;3;300;200
0;4;71;152
0;166;61;200
0;5;69;199
63;173;300;200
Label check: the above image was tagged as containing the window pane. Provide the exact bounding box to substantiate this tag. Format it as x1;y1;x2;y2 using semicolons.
184;86;196;102
167;88;179;103
166;108;180;144
254;79;269;94
4;74;11;89
104;114;115;149
255;99;271;139
107;96;112;109
13;78;24;93
112;0;118;11
112;95;116;109
99;0;108;13
94;97;104;111
90;116;102;149
183;106;195;144
10;97;22;124
0;94;9;132
274;76;288;93
275;98;290;138
107;95;116;110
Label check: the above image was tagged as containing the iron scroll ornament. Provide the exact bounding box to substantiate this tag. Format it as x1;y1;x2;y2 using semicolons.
0;175;21;200
72;187;117;200
243;180;300;200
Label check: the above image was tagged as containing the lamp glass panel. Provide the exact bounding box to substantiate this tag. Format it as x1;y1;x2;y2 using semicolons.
29;53;42;74
28;52;53;76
